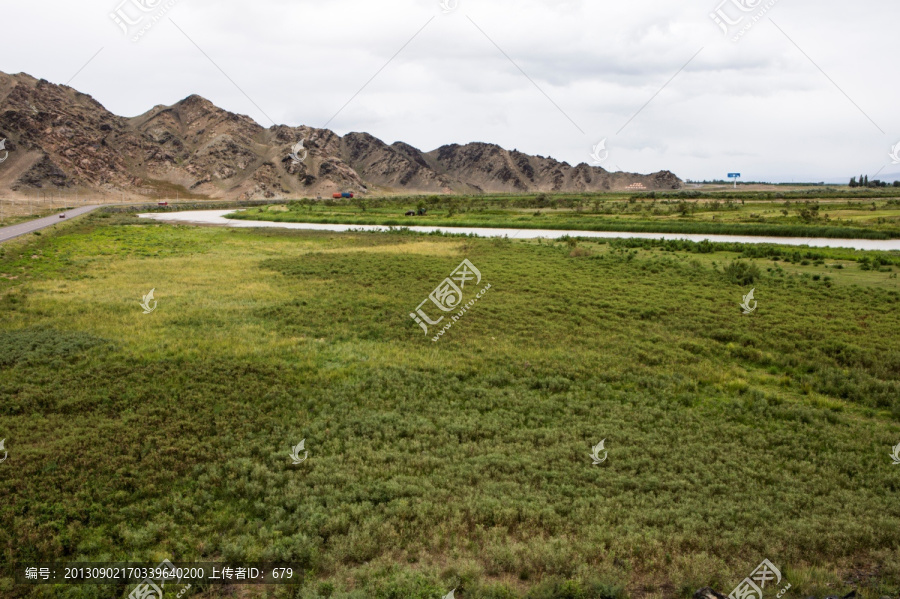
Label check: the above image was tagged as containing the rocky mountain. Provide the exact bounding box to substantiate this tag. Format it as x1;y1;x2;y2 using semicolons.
0;71;682;200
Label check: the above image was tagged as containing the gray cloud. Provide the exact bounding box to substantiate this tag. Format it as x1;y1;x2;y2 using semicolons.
1;0;897;182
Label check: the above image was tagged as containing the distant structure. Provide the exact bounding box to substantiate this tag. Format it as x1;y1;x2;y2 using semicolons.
625;183;647;191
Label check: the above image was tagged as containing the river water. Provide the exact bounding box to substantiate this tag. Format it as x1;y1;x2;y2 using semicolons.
137;210;900;251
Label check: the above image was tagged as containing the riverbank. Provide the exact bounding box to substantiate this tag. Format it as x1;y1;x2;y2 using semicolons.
139;210;900;251
224;194;900;240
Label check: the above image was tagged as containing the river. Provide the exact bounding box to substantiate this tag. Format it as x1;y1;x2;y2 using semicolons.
137;210;900;251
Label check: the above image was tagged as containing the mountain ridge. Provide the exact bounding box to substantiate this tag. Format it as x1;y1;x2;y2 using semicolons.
0;71;683;200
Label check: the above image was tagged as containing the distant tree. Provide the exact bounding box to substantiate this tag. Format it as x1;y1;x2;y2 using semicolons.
894;181;900;188
797;202;820;223
864;175;869;187
849;176;858;188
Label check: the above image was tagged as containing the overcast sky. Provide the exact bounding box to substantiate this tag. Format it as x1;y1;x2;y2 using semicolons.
2;0;898;183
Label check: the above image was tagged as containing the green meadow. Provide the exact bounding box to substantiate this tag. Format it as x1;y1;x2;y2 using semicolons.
1;210;900;599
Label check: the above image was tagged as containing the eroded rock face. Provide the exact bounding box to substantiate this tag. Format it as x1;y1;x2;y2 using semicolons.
16;155;71;188
0;70;682;200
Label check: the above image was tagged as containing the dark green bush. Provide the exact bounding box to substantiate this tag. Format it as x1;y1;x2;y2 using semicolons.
724;261;761;285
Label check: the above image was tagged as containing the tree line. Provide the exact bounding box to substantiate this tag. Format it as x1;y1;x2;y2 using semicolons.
850;175;900;188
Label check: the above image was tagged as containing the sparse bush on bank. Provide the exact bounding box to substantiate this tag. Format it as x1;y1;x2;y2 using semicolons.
723;261;761;285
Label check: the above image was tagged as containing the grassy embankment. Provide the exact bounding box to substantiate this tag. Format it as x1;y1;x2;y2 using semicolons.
1;211;899;598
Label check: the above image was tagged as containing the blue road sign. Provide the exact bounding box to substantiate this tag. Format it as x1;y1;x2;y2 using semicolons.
727;173;741;178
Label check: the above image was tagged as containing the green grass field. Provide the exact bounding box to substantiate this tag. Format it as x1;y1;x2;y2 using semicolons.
1;210;900;599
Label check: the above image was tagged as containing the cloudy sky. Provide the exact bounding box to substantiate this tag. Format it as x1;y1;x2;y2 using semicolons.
2;0;898;182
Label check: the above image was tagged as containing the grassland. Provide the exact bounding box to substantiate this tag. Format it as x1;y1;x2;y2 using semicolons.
1;210;900;599
225;192;900;239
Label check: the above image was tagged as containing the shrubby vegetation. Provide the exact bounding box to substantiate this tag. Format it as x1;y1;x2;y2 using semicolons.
1;213;899;598
723;261;761;285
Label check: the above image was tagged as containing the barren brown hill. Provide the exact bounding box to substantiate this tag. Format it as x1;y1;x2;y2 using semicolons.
0;71;682;200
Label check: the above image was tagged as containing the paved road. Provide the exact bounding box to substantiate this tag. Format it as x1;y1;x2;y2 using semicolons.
0;205;100;243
